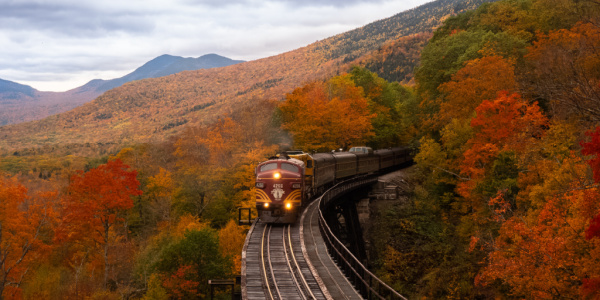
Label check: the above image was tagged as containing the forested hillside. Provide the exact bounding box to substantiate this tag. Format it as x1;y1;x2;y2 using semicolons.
0;81;101;126
0;0;493;154
356;33;432;84
367;0;600;297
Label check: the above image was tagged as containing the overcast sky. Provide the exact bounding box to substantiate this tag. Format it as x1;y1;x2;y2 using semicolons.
0;0;431;92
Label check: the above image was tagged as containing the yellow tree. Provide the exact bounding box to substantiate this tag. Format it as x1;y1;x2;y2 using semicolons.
232;143;279;211
146;167;175;223
218;220;246;274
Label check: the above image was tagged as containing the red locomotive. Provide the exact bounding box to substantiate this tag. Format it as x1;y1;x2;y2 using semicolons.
255;155;305;223
255;148;412;224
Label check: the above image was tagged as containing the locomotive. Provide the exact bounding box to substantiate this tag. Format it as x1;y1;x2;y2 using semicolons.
255;147;411;223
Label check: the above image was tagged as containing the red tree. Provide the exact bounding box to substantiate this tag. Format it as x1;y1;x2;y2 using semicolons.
582;126;600;183
57;159;141;288
458;91;547;199
583;126;600;251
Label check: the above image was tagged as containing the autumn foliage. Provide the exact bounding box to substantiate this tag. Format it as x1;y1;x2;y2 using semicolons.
0;176;55;299
279;75;375;151
458;92;547;198
437;54;517;128
525;22;600;122
279;69;416;151
582;126;600;183
1;0;600;298
583;126;600;244
391;0;600;298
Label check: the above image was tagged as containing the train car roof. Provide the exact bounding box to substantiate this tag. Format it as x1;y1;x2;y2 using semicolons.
332;152;356;159
374;148;393;155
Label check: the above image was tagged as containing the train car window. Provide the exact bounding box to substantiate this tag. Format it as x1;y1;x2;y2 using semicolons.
260;163;277;172
281;163;299;173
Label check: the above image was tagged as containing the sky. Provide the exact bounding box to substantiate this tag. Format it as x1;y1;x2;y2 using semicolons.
0;0;432;92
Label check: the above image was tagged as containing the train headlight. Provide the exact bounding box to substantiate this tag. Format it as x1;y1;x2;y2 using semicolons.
285;203;292;210
264;203;269;208
255;182;265;188
273;172;281;179
292;183;301;189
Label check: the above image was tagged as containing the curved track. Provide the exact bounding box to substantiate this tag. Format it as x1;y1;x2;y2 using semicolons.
243;171;411;300
245;221;326;300
301;198;363;299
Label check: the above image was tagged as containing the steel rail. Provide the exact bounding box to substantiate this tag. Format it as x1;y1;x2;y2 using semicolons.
286;224;317;299
261;224;276;300
282;225;305;299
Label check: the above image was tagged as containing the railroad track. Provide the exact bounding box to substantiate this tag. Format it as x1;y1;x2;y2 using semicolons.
261;224;319;300
245;221;325;300
243;173;409;300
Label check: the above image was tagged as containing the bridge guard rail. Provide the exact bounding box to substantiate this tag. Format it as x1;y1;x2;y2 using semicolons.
240;217;258;300
318;175;408;300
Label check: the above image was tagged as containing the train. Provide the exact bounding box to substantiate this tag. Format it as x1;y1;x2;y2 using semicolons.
254;147;412;223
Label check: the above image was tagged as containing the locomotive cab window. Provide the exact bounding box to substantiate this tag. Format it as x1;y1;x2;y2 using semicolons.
260;163;277;172
281;163;299;173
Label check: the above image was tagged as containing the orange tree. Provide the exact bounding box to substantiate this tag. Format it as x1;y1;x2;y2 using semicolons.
437;54;517;129
279;74;374;151
525;22;600;123
0;176;56;299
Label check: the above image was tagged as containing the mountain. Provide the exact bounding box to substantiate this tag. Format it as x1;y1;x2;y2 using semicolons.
0;54;244;126
0;79;36;99
0;0;495;154
76;54;245;94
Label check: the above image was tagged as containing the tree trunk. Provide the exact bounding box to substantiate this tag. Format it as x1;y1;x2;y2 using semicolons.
104;222;110;289
0;222;4;300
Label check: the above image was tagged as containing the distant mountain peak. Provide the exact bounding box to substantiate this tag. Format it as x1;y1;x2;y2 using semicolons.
0;79;36;98
80;54;245;94
0;54;244;125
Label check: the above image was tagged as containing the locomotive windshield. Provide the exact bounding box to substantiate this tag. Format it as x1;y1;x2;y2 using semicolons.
260;163;277;172
281;163;299;173
259;162;301;173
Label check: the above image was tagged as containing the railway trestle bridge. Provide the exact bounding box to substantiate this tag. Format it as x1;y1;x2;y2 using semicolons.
241;173;408;300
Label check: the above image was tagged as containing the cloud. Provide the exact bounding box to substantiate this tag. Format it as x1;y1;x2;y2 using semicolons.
0;0;427;91
184;0;387;8
0;1;155;37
